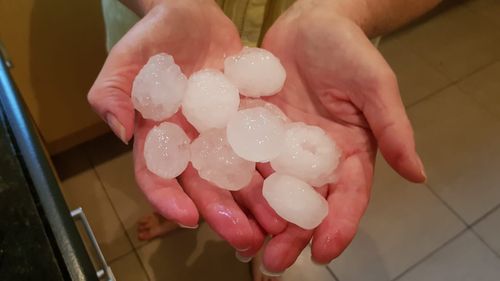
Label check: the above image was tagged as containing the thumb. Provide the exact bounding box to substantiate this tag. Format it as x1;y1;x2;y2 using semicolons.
87;50;140;144
363;70;426;183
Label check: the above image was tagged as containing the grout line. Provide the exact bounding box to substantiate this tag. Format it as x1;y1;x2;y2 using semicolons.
81;144;139;262
391;228;467;281
325;265;341;281
470;203;500;227
108;249;135;264
423;183;469;226
404;58;500;110
132;248;153;281
470;227;500;259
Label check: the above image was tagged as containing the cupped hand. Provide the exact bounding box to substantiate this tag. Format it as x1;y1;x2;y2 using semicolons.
88;0;286;253
257;0;426;273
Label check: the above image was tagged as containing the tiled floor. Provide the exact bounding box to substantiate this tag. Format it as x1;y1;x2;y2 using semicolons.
52;1;500;280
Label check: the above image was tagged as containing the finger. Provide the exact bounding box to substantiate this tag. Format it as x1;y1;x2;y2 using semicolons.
87;41;142;144
133;117;199;227
362;67;426;183
262;225;313;275
233;172;287;235
180;165;255;251
235;218;266;261
256;162;274;178
261;185;328;274
311;154;373;264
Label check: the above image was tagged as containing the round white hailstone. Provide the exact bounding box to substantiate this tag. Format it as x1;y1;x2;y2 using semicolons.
271;122;341;187
132;53;187;121
224;47;286;97
239;98;289;123
182;69;240;132
226;107;286;162
190;129;255;191
143;122;190;179
263;173;328;230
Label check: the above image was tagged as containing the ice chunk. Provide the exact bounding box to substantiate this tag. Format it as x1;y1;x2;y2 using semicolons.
143;122;190;179
263;173;328;229
132;53;187;121
239;98;289;123
271;122;340;186
224;47;286;97
190;129;255;191
182;69;240;132
226;107;285;162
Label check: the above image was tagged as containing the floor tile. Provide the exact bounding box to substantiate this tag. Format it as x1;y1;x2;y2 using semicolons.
473;206;500;256
397;231;500;281
397;3;500;81
282;246;336;281
88;150;153;248
61;165;133;262
137;223;252;281
109;251;149;281
379;37;450;106
408;86;500;224
52;145;93;181
457;61;500;120
465;0;500;28
328;157;465;281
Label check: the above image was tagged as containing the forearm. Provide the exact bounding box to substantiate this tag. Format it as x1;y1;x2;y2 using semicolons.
119;0;215;17
297;0;442;38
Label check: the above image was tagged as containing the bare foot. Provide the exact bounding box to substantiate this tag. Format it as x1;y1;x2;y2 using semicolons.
137;212;180;241
251;251;281;281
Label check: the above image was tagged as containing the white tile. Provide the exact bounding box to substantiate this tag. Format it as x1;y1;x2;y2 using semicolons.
379;37;450;106
474;206;500;256
61;168;133;262
283;246;336;281
457;61;500;120
328;157;465;281
137;223;252;281
110;251;149;281
89;151;153;248
408;86;500;223
397;3;500;81
397;231;500;281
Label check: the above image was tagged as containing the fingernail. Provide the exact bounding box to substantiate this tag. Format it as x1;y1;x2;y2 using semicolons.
259;264;283;277
236;246;251;252
416;156;427;182
235;252;252;263
179;223;198;229
311;258;328;266
106;114;127;144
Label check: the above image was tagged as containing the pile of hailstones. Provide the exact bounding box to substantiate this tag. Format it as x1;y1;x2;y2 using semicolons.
132;48;341;230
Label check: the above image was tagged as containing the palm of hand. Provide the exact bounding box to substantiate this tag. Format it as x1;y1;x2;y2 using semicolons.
257;13;397;268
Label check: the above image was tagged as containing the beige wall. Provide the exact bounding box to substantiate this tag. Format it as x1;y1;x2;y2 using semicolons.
0;0;110;154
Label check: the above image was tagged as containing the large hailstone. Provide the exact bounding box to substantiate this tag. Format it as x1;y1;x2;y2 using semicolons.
224;47;286;97
226;107;286;162
239;98;289;123
182;69;240;132
190;129;255;191
143;122;190;179
132;53;187;121
271;122;341;187
263;173;328;230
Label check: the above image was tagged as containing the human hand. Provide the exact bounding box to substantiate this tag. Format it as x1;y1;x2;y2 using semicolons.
256;0;426;273
88;0;286;253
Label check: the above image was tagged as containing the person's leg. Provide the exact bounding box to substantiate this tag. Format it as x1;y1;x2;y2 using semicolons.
137;212;179;240
138;213;280;281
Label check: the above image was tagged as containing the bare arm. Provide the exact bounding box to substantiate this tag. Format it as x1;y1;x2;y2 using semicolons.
296;0;443;37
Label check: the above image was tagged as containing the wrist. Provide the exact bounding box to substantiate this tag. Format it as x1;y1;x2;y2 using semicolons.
293;0;378;38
